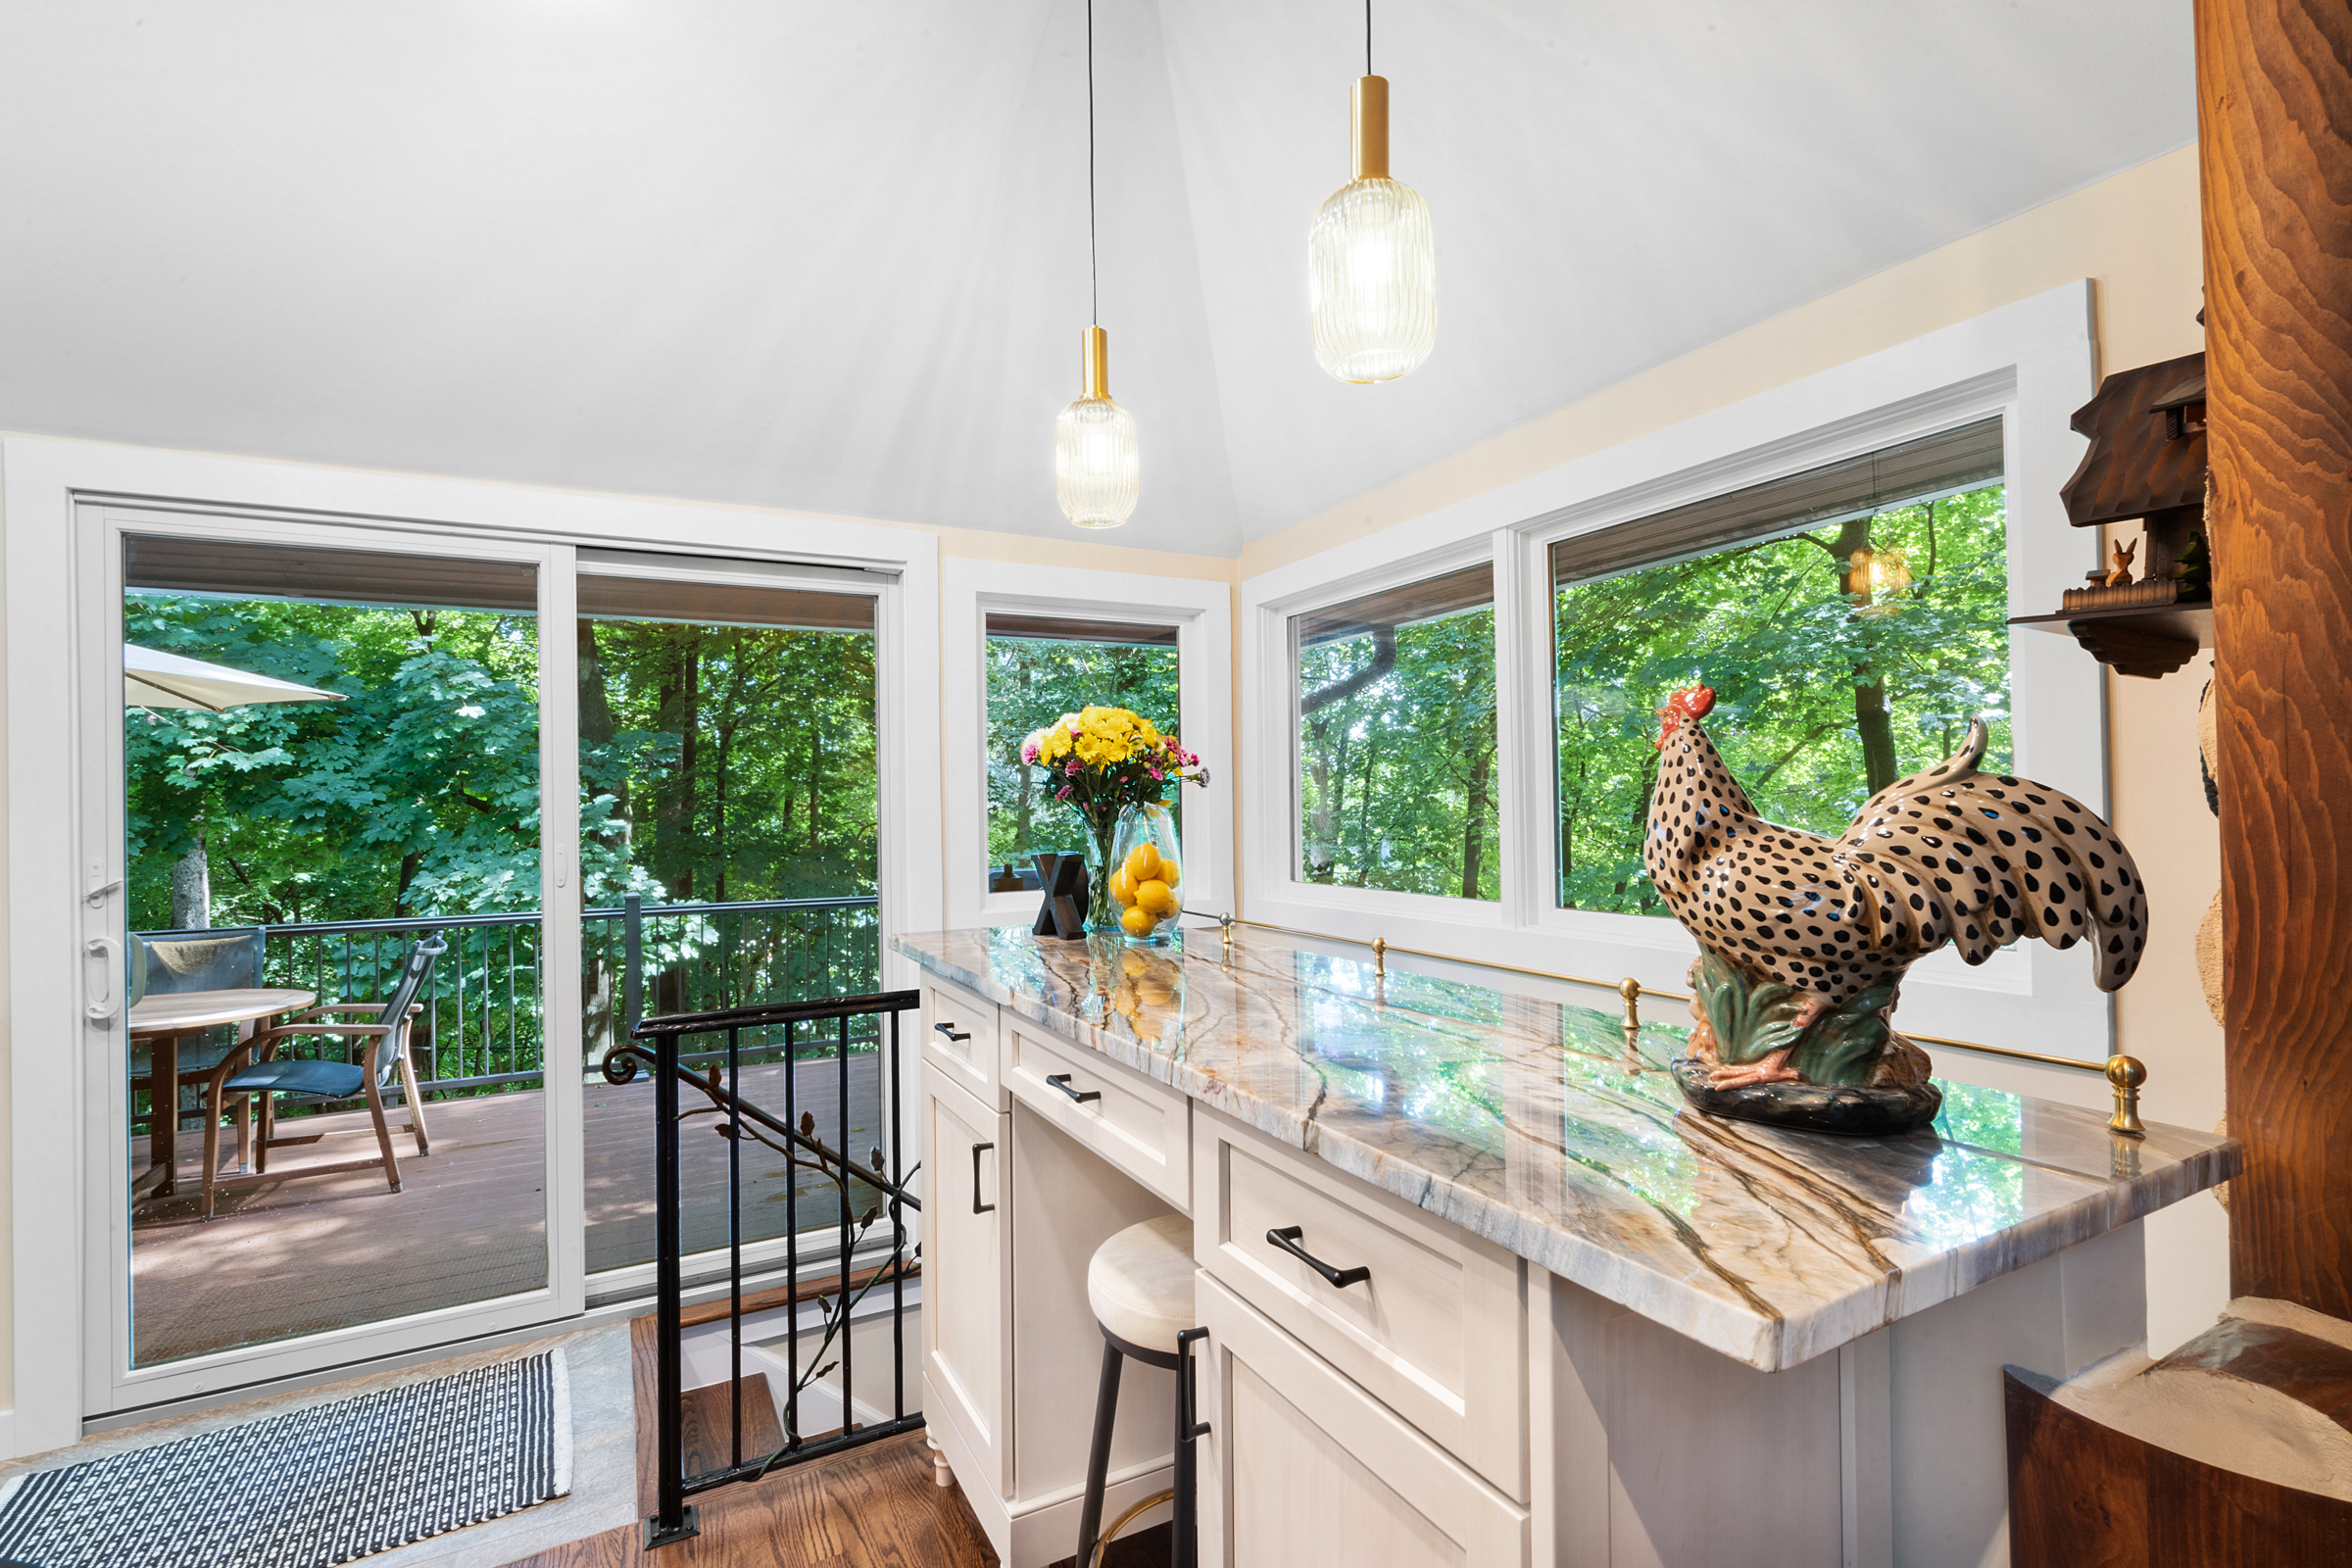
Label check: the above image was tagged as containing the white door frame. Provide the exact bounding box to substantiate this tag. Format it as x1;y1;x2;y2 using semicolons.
2;435;944;1452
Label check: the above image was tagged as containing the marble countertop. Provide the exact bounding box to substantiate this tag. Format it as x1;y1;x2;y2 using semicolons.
893;925;2238;1373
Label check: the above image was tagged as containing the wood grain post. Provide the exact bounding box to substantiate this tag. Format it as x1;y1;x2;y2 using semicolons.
2197;0;2352;1312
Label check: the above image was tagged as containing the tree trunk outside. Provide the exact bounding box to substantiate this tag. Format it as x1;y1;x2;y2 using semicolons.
1832;514;1901;792
1459;749;1493;900
1852;680;1899;792
170;837;211;929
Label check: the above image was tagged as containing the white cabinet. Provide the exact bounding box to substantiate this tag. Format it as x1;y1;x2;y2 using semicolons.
1196;1272;1527;1568
923;1068;1011;1496
1194;1104;1526;1497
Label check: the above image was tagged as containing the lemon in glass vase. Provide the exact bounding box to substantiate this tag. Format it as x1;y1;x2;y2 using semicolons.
1109;803;1183;946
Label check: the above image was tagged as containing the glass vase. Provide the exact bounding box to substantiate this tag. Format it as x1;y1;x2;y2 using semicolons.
1081;811;1124;934
1107;802;1183;946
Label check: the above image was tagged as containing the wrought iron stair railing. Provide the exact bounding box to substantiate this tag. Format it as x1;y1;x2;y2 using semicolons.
605;988;924;1550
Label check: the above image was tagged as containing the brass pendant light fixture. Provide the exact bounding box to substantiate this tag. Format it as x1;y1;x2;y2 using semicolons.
1308;0;1436;383
1054;0;1140;530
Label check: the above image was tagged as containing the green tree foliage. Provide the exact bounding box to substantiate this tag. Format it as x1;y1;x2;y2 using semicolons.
985;636;1180;881
1554;484;2011;913
578;619;878;905
125;595;542;929
1297;606;1501;901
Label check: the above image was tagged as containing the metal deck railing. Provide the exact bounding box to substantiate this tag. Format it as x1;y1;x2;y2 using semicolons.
129;894;879;1131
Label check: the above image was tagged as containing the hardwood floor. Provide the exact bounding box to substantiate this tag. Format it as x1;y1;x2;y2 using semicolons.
503;1298;1175;1566
503;1316;998;1568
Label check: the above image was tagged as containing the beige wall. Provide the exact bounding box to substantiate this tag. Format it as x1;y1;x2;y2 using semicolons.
1238;145;2229;1352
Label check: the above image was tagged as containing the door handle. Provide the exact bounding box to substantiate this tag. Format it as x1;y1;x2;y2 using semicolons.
84;936;120;1023
1265;1225;1370;1289
1045;1073;1101;1104
970;1142;996;1214
935;1021;971;1043
1177;1326;1210;1440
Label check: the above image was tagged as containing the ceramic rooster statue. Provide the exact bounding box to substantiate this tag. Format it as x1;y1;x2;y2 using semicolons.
1643;685;2146;1134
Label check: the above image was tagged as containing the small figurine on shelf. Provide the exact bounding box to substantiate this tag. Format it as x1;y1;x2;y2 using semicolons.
2105;538;2137;587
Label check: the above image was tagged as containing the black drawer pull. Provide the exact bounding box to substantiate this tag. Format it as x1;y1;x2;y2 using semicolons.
1046;1072;1102;1104
1177;1326;1210;1440
935;1020;972;1043
1265;1225;1370;1289
971;1142;996;1214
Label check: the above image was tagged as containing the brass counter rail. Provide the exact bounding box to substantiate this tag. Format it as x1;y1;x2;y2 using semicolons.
1190;913;2147;1138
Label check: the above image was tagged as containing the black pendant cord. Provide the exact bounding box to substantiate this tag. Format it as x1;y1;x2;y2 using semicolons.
1366;0;1372;75
1088;0;1099;328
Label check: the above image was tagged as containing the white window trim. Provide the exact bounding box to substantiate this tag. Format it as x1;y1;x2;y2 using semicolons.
941;560;1233;933
1238;279;2108;1055
1;434;943;1453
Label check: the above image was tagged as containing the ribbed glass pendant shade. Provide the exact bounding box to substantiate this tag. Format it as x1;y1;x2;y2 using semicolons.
1309;74;1435;384
1055;325;1139;529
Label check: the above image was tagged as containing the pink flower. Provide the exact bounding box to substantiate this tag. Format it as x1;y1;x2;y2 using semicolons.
1020;739;1040;764
1056;786;1073;799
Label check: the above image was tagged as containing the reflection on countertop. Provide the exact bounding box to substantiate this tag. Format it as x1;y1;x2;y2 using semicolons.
893;925;2237;1372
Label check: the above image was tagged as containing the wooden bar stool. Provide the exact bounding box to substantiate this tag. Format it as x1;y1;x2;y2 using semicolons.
1077;1213;1206;1568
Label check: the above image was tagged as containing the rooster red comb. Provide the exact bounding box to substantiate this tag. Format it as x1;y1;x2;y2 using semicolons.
1655;685;1716;749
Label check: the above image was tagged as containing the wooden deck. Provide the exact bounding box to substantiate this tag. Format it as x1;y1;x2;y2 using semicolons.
130;1054;889;1366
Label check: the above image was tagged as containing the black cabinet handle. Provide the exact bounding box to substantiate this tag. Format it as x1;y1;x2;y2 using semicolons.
1046;1072;1102;1104
1265;1225;1370;1289
935;1020;971;1043
971;1142;996;1214
1177;1326;1210;1439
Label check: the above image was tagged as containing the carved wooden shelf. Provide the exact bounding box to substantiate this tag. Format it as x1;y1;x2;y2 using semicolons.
2010;602;2214;679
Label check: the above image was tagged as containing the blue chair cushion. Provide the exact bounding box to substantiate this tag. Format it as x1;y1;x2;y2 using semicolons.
224;1057;368;1098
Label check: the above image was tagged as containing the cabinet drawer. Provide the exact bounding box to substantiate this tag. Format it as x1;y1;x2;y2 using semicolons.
1194;1105;1525;1498
1004;1022;1190;1213
922;979;1003;1109
1196;1272;1525;1568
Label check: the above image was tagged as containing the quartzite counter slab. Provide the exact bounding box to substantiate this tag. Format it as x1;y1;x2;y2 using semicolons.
893;926;2239;1373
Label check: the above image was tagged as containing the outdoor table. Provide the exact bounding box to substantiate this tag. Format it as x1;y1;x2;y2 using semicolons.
128;987;317;1197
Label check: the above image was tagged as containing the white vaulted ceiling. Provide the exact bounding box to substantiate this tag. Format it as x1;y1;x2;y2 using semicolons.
0;2;2192;557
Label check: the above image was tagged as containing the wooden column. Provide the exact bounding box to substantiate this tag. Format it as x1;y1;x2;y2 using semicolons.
2199;0;2352;1312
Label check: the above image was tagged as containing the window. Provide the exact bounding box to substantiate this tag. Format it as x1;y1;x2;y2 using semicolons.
984;613;1181;892
1293;564;1498;900
1552;418;2010;913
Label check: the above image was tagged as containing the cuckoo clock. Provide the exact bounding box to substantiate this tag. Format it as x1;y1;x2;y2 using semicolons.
2014;349;2212;678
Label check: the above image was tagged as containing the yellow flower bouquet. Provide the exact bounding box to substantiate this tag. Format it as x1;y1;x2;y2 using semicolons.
1020;705;1207;934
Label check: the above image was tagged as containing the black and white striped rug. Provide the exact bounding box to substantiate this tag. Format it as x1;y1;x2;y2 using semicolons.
0;1349;569;1568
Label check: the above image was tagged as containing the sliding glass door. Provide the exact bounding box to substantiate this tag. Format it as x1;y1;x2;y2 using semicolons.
81;514;903;1413
570;556;884;1293
83;507;579;1414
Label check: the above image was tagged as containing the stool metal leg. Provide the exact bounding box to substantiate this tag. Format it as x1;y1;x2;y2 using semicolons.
1077;1339;1124;1568
1173;1327;1208;1568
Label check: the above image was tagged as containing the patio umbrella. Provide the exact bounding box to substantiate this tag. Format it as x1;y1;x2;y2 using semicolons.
124;644;345;711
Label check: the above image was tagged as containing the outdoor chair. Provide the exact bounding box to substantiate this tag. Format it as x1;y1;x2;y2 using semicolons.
195;934;446;1221
127;927;269;1173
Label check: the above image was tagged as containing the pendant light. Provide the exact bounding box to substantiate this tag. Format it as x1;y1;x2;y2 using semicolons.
1055;0;1140;530
1308;0;1436;383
